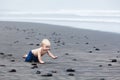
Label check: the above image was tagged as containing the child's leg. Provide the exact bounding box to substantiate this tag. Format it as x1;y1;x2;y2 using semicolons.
25;51;33;62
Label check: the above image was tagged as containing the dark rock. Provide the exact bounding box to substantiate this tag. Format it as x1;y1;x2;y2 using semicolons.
111;59;117;62
41;73;53;77
99;65;103;67
62;42;65;45
68;73;74;76
65;53;69;55
14;41;19;43
31;63;37;66
36;44;40;46
29;43;34;45
85;42;89;44
95;48;100;51
0;65;6;67
117;51;120;53
9;69;16;72
108;64;112;66
72;59;77;61
31;65;38;69
10;60;15;62
7;54;12;56
66;68;75;72
100;78;105;80
25;37;30;39
88;51;92;53
36;71;41;74
0;52;5;55
51;70;57;73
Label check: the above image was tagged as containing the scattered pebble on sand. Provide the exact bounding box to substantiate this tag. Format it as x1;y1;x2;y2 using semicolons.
31;65;38;69
36;71;41;74
41;73;53;77
111;59;117;62
65;53;69;55
9;69;16;72
66;68;75;72
68;73;74;76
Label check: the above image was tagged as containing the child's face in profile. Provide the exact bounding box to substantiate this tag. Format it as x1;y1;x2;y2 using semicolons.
42;44;50;51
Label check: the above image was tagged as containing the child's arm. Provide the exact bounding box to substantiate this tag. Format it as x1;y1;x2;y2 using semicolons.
38;51;45;64
47;50;57;59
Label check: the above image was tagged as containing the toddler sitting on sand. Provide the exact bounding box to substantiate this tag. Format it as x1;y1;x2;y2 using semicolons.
23;39;57;64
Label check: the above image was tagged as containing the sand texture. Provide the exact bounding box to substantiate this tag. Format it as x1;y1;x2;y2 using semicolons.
0;21;120;80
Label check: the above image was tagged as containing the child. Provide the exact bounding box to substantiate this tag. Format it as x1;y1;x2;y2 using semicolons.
23;39;57;64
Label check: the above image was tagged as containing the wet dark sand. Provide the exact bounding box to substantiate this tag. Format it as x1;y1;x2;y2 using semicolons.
0;21;120;80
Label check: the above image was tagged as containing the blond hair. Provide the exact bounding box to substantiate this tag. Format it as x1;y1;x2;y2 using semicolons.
40;39;51;46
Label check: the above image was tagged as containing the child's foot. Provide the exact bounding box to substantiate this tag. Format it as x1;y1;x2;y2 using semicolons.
23;54;27;59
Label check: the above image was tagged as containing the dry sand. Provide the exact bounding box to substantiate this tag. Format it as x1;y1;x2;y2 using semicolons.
0;21;120;80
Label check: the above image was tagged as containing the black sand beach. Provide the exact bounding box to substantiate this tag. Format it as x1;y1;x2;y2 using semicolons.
0;21;120;80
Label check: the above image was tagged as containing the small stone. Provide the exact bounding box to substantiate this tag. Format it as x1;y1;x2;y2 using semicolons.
31;63;37;66
88;51;92;53
85;42;89;44
68;73;74;76
108;64;112;66
7;54;12;56
41;73;53;77
111;59;117;62
25;37;29;39
36;44;39;46
9;69;16;72
99;65;103;67
100;78;105;80
0;65;6;67
29;43;34;45
0;52;4;55
66;68;75;72
65;53;69;55
31;65;38;69
95;48;100;51
117;51;120;53
10;60;15;62
36;71;41;74
51;70;57;73
72;59;77;61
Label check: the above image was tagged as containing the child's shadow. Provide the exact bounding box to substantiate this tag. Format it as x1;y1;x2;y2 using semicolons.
45;62;57;64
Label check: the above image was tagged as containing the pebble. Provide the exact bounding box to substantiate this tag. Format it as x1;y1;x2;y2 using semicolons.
72;59;77;61
29;43;34;45
108;64;112;66
68;73;74;76
0;52;5;55
66;68;75;72
88;51;92;53
31;65;38;69
7;54;13;56
111;59;117;62
99;65;103;67
65;53;69;55
0;65;6;67
10;60;15;62
36;71;41;74
36;44;40;46
95;48;100;51
41;73;53;77
85;42;89;44
100;78;105;80
31;63;37;66
9;69;16;72
51;70;57;73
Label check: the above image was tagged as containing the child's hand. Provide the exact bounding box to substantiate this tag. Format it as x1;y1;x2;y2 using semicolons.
40;61;45;64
